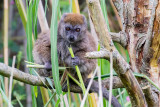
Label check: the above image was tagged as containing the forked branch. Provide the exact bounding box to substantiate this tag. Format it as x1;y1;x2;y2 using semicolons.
86;0;147;106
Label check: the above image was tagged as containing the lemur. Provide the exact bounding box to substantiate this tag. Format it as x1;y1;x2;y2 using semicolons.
33;13;121;107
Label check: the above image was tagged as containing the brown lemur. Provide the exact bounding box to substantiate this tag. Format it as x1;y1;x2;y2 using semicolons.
33;13;121;107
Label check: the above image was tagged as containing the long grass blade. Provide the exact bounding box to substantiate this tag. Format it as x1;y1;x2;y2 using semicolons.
67;76;71;106
68;47;86;94
0;87;13;107
32;0;39;40
50;0;63;101
44;93;56;107
26;1;37;106
15;0;27;31
16;96;23;107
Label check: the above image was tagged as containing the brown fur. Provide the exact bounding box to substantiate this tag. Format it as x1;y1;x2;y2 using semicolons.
57;31;97;80
32;31;51;77
64;13;84;25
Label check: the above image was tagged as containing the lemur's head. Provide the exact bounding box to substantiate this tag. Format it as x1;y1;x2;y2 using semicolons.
58;13;87;43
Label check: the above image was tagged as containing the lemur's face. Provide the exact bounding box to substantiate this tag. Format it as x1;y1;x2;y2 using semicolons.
59;13;87;44
64;24;83;43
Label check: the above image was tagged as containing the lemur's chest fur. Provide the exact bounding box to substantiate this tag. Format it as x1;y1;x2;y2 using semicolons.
57;37;87;65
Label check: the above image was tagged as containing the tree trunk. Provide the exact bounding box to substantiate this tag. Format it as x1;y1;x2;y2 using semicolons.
112;0;160;106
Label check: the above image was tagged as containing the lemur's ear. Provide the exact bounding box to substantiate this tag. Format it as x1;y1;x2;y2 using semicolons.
61;13;68;21
82;15;87;26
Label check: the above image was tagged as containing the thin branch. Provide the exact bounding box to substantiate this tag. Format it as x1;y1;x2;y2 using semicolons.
85;50;110;59
110;32;128;47
142;82;159;107
85;50;130;73
111;0;124;30
0;63;48;87
102;76;124;89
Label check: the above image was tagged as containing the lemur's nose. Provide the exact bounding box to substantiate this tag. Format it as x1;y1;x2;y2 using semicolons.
69;35;74;41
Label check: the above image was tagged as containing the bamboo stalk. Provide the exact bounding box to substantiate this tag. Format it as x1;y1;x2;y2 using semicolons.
3;0;9;100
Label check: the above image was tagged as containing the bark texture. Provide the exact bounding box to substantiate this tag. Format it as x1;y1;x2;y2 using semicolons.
85;0;160;106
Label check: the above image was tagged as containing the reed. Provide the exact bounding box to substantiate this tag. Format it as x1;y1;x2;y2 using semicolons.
3;0;9;101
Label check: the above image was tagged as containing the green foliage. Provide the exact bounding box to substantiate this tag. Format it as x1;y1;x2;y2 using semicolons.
50;0;63;98
25;0;40;106
0;87;13;107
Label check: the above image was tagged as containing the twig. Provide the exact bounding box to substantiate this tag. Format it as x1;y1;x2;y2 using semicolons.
111;0;124;30
110;0;123;29
97;66;103;107
26;64;45;68
9;56;16;107
26;64;68;70
109;51;113;107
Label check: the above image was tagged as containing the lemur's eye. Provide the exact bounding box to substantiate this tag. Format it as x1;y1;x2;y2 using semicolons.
75;28;80;32
65;27;70;31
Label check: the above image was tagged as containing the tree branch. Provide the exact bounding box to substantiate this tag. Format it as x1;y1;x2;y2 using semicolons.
0;63;48;87
110;31;128;47
1;62;158;106
102;76;124;89
86;0;147;106
0;63;123;92
142;83;159;107
85;50;110;59
111;0;124;30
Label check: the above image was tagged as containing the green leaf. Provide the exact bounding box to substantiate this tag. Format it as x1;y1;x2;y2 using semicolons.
0;87;13;107
46;78;54;89
50;0;62;97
